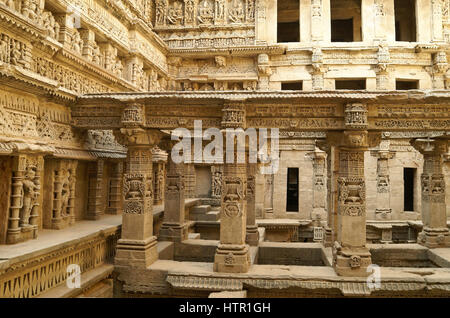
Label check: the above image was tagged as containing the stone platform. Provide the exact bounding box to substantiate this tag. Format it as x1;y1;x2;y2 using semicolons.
114;241;450;298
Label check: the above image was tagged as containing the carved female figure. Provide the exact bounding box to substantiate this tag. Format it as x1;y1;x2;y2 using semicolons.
185;0;195;23
10;41;21;66
60;170;71;217
198;0;214;24
0;34;9;63
167;1;183;25
215;0;226;21
229;0;244;23
20;165;39;227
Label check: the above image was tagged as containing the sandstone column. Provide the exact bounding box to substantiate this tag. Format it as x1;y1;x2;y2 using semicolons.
330;103;376;277
115;103;163;268
309;148;327;221
431;0;444;42
159;138;187;242
107;160;124;215
214;101;251;273
316;141;336;248
246;162;259;246
311;0;323;42
374;137;395;220
411;137;450;248
86;159;104;220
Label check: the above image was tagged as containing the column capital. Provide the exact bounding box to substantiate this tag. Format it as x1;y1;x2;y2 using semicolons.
119;128;163;147
326;130;381;151
411;138;449;156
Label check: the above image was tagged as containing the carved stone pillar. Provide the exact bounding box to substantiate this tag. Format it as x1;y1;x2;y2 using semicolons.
255;0;267;44
159;138;187;242
86;159;104;220
214;101;251;273
7;154;43;244
330;103;377;277
311;0;323;41
264;173;274;217
373;0;387;41
373;138;395;220
316;141;336;248
152;146;167;206
431;0;444;42
308;148;327;221
184;163;196;198
411;137;450;248
114;103;163;268
246;162;259;246
107;160;124;215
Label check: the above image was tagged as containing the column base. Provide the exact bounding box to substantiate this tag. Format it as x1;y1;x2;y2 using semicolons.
418;227;450;248
114;236;158;268
333;246;372;277
159;223;188;243
214;244;251;273
323;227;333;247
245;226;259;246
6;225;37;244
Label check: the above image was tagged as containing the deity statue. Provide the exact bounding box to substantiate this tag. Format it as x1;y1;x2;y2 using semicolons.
60;170;71;217
212;171;222;197
229;0;244;23
167;1;183;25
19;165;39;227
0;34;9;63
198;0;214;24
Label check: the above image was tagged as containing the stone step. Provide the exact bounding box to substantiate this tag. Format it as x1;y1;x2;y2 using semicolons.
188;233;201;240
191;205;212;214
203;211;220;221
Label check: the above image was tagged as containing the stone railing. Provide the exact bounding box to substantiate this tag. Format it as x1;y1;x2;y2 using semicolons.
0;227;120;298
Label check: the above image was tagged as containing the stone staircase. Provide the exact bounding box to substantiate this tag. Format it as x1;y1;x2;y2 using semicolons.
190;204;220;222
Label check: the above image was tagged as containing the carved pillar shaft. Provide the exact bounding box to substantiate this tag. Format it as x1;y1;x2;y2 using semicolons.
114;103;163;268
107;161;124;215
311;148;327;220
214;101;251;273
7;156;25;244
87;159;104;220
374;0;386;40
159;140;187;243
331;103;374;277
374;141;394;219
432;0;444;42
411;138;450;248
311;0;323;41
246;162;259;246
